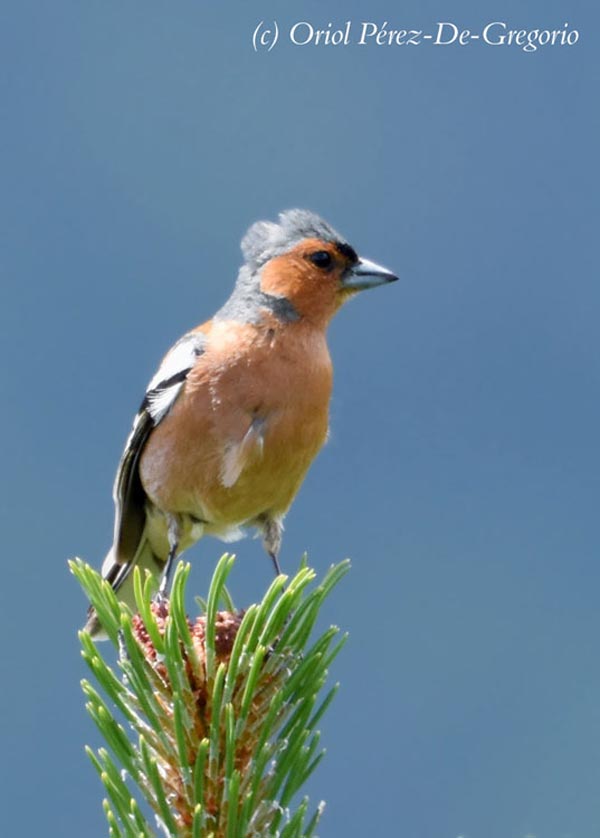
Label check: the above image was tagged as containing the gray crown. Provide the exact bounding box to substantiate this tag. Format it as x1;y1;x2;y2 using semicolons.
241;209;346;270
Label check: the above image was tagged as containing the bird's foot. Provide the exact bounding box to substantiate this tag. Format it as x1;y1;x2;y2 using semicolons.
151;587;171;619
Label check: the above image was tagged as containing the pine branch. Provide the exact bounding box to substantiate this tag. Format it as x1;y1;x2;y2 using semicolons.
70;555;349;837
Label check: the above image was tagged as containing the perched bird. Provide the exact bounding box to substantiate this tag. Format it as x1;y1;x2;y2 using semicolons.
86;210;397;636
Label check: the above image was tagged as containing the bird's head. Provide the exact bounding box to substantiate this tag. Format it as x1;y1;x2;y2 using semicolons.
219;210;397;328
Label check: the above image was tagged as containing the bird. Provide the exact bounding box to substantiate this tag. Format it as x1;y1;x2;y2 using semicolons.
85;209;397;637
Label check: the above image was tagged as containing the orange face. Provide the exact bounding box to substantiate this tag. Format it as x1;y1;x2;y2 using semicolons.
259;238;360;328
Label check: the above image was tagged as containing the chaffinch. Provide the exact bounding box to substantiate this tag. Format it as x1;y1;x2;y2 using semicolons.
86;210;397;636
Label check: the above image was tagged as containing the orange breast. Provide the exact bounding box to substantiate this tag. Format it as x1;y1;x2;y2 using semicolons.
139;318;333;526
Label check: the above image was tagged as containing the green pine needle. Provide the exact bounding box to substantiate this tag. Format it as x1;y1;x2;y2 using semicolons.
70;555;349;837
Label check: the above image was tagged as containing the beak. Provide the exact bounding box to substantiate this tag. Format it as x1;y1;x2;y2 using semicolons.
342;257;399;291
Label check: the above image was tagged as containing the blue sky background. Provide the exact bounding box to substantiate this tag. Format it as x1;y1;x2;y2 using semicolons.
1;1;598;836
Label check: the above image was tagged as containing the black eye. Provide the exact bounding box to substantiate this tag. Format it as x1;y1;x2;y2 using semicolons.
309;250;334;270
